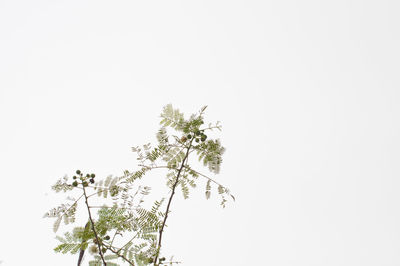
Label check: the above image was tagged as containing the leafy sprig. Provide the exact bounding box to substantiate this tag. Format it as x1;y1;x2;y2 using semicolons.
45;104;233;266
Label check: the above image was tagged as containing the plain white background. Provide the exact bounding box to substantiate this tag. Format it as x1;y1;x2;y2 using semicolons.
1;0;400;265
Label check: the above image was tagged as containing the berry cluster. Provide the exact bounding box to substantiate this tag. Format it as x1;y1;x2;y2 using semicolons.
147;256;165;264
71;170;95;187
184;130;207;143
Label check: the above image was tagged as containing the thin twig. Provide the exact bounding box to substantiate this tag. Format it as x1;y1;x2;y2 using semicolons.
117;231;140;253
82;186;107;266
145;165;231;195
50;194;83;220
104;244;135;266
183;166;226;188
153;141;193;265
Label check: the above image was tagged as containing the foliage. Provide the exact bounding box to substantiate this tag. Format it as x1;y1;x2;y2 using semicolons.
44;104;233;266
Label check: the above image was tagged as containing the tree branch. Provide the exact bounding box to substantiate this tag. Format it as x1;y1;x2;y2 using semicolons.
104;244;135;266
153;141;193;265
82;186;107;266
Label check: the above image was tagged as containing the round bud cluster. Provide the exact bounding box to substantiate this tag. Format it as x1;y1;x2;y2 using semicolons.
89;173;95;184
192;130;207;143
71;170;96;187
182;129;208;145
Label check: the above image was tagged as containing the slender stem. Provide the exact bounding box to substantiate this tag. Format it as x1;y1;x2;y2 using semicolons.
153;141;193;265
199;125;221;131
149;165;227;189
52;194;83;221
182;166;227;189
147;165;232;198
117;231;140;253
82;186;107;266
104;244;135;266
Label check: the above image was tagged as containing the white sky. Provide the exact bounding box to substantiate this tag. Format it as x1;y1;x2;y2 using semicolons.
1;0;400;265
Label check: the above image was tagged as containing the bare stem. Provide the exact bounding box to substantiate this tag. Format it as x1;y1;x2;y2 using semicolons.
82;186;107;266
153;141;192;265
104;244;135;266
